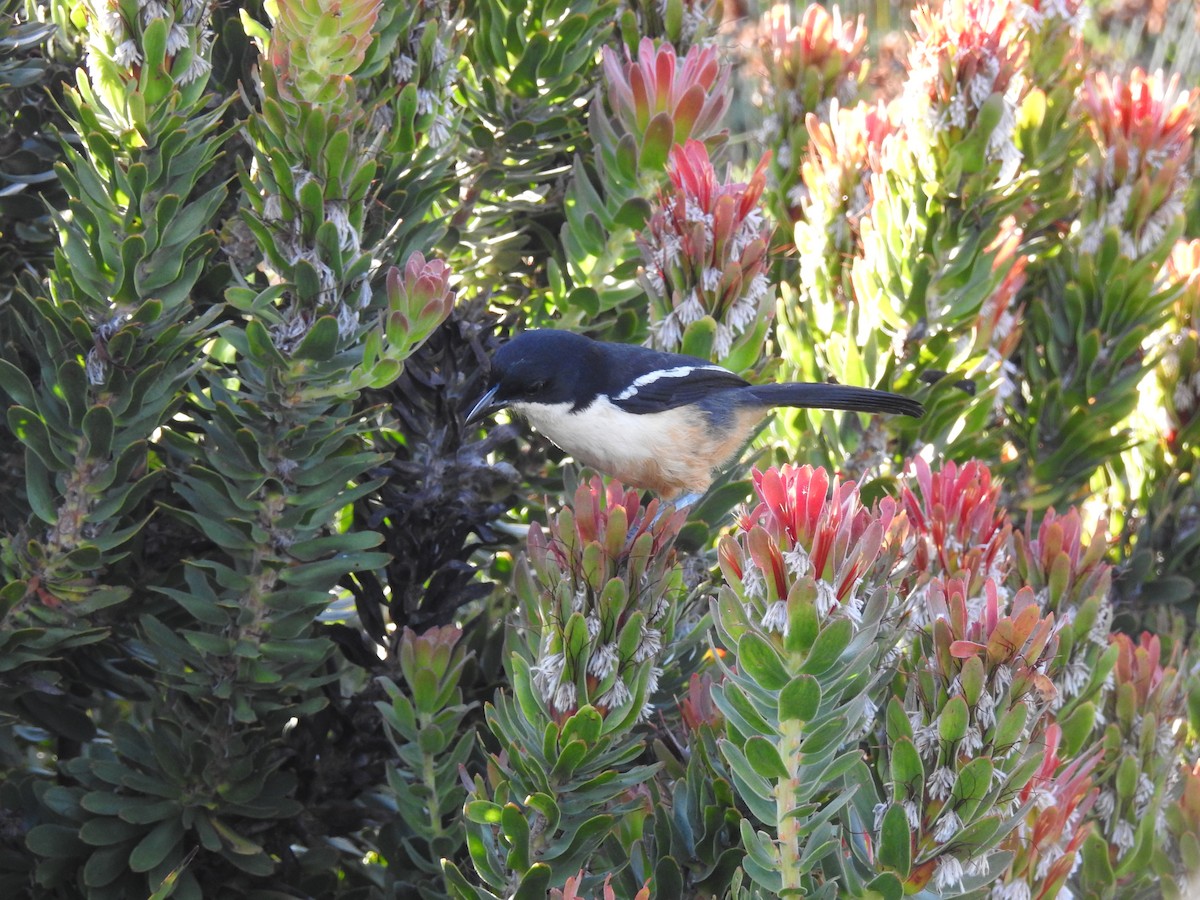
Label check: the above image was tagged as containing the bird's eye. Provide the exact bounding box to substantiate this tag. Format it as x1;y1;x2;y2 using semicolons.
528;379;549;394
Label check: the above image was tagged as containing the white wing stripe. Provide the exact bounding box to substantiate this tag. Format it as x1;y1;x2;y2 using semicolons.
613;365;730;401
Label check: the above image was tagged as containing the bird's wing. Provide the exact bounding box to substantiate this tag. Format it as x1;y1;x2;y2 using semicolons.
606;363;750;414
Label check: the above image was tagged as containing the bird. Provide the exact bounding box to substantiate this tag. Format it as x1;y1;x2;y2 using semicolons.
465;329;923;506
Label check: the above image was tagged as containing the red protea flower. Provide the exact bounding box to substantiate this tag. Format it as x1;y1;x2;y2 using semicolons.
936;579;1058;686
720;464;902;629
903;0;1029;183
796;97;896;229
601;37;729;152
755;4;869;223
902;456;1012;592
1012;506;1111;616
637;140;774;361
1078;68;1198;257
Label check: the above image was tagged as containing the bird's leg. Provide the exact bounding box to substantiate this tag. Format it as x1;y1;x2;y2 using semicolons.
629;492;704;541
671;492;704;511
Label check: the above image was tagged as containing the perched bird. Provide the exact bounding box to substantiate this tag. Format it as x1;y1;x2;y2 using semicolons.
466;329;923;505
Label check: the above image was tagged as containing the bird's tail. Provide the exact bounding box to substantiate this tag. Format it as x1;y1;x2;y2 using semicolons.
745;382;924;418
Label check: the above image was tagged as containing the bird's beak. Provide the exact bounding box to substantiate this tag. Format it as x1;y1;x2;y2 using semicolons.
465;384;506;426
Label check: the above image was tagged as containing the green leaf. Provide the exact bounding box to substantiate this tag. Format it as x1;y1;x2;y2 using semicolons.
951;757;993;822
993;700;1028;755
800;617;852;676
561;705;603;746
549;740;588;781
680;317;717;361
613;197;650;231
82;404;115;458
81;816;143;846
737;633;789;691
1080;830;1115;890
27;823;88;857
938;695;969;743
509;34;550;98
567;286;600;317
244;319;287;368
885;697;913;744
889;738;923;802
502;803;530;872
512;863;551;899
292;315;340;361
84;845;130;889
465;801;503;825
952;814;1001;851
744;735;789;780
8;405;63;470
1058;703;1096;757
778;674;820;723
0;358;37;407
798;716;847;756
878;803;911;877
24;450;59;525
541;813;614;872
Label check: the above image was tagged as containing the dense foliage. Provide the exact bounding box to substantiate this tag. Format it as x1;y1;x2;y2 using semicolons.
0;0;1198;897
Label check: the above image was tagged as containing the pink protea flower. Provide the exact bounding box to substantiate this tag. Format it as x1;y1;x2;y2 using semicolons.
756;4;869;222
1110;631;1169;707
758;3;867;113
1001;722;1100;900
803;99;897;204
388;250;455;338
1011;506;1112;617
903;0;1029;184
637;140;774;360
1077;68;1198;258
533;477;682;578
601;37;729;152
794;99;897;265
719;464;902;628
901;457;1012;595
